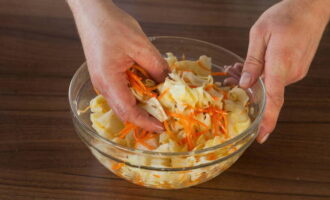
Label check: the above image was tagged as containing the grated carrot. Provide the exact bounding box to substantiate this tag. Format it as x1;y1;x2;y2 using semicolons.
211;72;228;76
147;85;159;91
167;112;208;150
170;115;193;150
221;90;228;99
222;114;228;138
112;163;125;170
153;174;161;178
132;64;150;78
133;175;145;186
127;70;157;98
179;138;187;146
191;118;208;129
119;122;136;139
140;129;147;138
206;153;217;161
133;128;156;150
127;71;145;89
158;88;169;100
212;96;219;101
195;129;209;138
130;79;145;94
204;84;214;91
143;132;157;140
211;113;220;136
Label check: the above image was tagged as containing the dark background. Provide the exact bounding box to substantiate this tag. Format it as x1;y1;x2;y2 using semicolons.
0;0;329;199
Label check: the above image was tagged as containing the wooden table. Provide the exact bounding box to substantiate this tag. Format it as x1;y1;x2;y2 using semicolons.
1;0;329;199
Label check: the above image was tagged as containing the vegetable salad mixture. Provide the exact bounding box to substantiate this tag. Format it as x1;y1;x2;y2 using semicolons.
89;53;251;153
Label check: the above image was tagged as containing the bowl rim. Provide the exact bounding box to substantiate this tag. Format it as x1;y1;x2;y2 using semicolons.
68;36;266;156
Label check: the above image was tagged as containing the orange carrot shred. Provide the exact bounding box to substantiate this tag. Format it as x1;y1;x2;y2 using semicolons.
147;85;158;91
153;174;161;178
119;122;135;139
158;88;169;100
133;128;156;150
130;80;145;94
133;175;145;186
195;129;209;138
127;71;144;86
132;64;150;78
143;132;157;140
167;112;204;150
211;72;228;76
204;84;214;91
212;96;219;101
168;112;208;130
206;153;217;161
179;138;187;146
127;70;157;98
140;130;147;138
222;90;228;99
112;163;125;170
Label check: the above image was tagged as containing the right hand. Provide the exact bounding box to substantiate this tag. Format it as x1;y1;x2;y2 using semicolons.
68;0;169;132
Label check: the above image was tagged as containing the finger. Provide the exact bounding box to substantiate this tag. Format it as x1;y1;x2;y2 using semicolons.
240;26;268;89
257;46;286;144
223;77;239;86
100;70;164;132
225;63;243;80
257;82;285;144
130;41;169;83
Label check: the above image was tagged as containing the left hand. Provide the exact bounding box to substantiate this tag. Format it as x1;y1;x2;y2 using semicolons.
238;0;330;143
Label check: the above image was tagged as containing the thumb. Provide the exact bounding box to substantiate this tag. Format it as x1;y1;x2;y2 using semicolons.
240;26;268;88
130;40;169;83
99;70;164;132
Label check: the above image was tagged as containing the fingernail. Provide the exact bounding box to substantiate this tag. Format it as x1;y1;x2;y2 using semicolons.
259;133;270;144
239;72;251;88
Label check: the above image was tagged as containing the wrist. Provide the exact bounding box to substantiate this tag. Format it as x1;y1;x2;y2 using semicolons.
297;0;330;24
67;0;114;6
67;0;115;14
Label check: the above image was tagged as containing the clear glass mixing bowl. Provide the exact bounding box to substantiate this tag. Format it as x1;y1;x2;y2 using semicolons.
68;36;266;189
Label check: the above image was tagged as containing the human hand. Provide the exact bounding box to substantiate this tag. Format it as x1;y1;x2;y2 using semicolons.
68;0;169;132
239;0;330;143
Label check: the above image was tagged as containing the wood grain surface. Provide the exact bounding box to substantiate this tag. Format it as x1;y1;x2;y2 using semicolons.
0;0;329;199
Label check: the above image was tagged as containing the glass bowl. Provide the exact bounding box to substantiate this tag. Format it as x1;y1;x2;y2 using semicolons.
68;36;266;189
